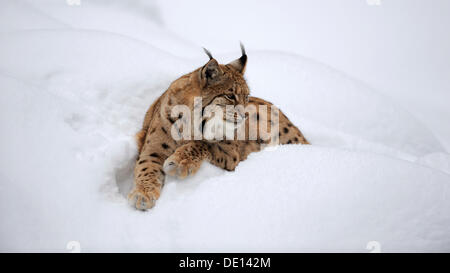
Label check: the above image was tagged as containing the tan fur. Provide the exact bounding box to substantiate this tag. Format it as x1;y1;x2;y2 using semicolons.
128;50;308;210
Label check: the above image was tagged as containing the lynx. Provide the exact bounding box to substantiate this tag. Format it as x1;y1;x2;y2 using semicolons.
129;44;308;210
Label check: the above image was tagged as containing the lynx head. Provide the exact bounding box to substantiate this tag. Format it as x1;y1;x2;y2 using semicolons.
199;43;249;106
165;44;251;141
197;43;250;138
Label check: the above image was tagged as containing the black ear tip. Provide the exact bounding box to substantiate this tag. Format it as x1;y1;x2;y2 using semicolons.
239;54;247;65
203;47;213;60
239;41;246;56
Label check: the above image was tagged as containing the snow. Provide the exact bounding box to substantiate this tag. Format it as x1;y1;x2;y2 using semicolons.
1;0;449;252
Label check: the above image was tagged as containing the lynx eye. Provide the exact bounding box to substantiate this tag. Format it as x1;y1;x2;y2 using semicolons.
225;94;236;101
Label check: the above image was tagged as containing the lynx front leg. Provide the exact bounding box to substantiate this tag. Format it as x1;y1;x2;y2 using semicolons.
128;154;167;210
208;142;242;171
129;133;175;210
163;141;210;179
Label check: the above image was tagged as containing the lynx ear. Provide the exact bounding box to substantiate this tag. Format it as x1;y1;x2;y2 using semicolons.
200;48;222;87
228;42;247;74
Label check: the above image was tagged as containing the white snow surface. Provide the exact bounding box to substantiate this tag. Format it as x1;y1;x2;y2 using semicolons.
0;0;449;252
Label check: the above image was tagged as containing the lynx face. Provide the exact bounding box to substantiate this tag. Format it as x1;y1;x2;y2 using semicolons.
199;46;250;140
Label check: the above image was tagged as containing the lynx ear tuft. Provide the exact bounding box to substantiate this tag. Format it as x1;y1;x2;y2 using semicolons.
228;42;247;74
203;47;213;60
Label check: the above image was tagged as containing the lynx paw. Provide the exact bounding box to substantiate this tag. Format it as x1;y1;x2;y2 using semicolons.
163;153;202;179
127;188;159;210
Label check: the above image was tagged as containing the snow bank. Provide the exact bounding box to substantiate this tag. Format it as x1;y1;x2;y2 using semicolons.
1;0;449;252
